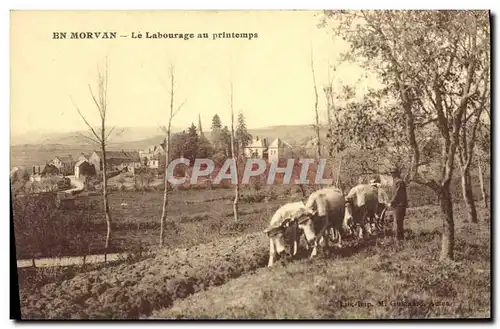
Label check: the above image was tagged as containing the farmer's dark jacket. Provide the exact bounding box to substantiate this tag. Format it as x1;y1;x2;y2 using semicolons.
391;177;408;208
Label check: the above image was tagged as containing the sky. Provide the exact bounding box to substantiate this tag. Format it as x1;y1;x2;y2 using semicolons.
10;10;381;135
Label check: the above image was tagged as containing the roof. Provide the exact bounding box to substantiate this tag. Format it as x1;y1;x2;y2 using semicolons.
159;139;166;151
143;145;157;154
74;159;90;167
269;138;292;148
142;141;166;154
53;156;74;163
247;137;268;149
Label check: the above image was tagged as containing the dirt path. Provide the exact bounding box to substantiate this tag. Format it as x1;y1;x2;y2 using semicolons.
63;175;85;194
17;253;127;268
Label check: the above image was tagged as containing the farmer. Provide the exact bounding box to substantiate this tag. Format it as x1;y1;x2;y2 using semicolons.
369;175;389;231
389;167;408;241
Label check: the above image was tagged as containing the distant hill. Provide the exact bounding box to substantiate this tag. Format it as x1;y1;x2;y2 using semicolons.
10;126;185;147
247;125;324;146
114;124;325;151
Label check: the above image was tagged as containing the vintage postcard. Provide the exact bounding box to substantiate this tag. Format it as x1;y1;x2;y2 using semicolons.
10;10;491;320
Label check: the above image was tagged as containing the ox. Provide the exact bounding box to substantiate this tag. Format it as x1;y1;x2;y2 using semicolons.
299;186;347;258
263;201;308;267
344;184;379;239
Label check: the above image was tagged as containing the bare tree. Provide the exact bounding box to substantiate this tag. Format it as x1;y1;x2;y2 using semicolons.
159;63;185;247
230;80;239;222
72;58;113;251
323;65;346;189
310;43;322;158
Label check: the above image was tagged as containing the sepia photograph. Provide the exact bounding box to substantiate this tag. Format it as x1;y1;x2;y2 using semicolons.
9;9;491;320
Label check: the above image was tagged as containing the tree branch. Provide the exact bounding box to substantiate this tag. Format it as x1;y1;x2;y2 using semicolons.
70;96;102;142
105;125;117;142
77;132;101;146
88;84;103;120
172;99;186;119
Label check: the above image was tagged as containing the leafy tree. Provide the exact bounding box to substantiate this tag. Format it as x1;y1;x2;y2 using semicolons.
170;131;188;159
183;123;200;163
321;10;490;260
211;114;224;153
235;112;252;154
211;114;222;130
220;126;232;157
187;122;198;137
198;135;214;159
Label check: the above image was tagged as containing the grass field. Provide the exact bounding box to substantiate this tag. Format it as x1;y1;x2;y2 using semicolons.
17;201;490;319
14;171;490;260
13;186;298;259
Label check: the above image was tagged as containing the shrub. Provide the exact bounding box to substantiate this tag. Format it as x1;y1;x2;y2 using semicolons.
56;177;71;190
13;193;100;260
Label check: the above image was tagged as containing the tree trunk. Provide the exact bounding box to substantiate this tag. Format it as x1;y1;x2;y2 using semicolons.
336;156;342;188
310;49;321;158
230;82;239;222
439;185;455;261
477;155;488;209
230;143;239;222
159;136;170;247
233;184;239;222
101;146;112;250
460;169;478;223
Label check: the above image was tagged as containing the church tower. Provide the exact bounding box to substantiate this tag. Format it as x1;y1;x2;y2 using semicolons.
198;113;205;138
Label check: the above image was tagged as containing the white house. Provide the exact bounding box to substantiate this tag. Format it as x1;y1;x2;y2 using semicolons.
267;138;293;162
244;136;268;159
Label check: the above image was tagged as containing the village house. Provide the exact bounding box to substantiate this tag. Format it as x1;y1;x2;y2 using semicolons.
74;160;96;180
41;163;59;176
88;150;142;173
51;156;75;175
76;152;90;162
31;165;42;176
244;136;269;159
29;165;43;182
243;136;293;162
267;137;293;162
147;154;168;169
139;140;167;169
139;141;166;163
